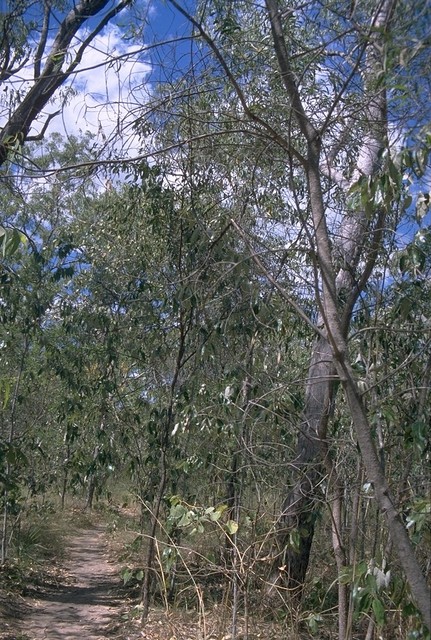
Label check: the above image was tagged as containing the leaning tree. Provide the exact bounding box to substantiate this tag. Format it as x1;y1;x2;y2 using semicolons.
132;0;431;631
0;0;136;166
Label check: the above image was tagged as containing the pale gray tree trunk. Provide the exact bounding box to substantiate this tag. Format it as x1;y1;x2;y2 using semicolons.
266;0;389;601
264;0;430;630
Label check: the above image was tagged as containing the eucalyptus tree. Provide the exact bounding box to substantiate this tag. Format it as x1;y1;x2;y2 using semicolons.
0;132;103;559
0;0;138;167
131;0;431;632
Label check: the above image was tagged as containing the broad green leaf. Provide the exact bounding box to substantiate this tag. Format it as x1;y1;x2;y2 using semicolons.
339;566;353;584
1;379;10;408
304;613;323;633
178;511;192;527
120;567;133;585
226;519;238;535
372;597;386;626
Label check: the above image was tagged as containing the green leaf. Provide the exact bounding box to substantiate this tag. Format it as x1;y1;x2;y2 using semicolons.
399;253;408;273
372;597;386;626
5;231;21;256
387;157;401;187
397;296;412;320
226;519;238;535
209;509;222;522
288;528;300;552
120;567;133;585
416;192;430;221
5;444;28;466
304;613;323;633
356;560;368;578
402;194;413;211
339;566;353;584
1;379;11;409
410;246;424;270
178;511;192;527
402;602;418;617
190;523;204;536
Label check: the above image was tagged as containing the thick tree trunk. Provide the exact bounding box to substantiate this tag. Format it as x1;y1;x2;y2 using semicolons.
270;338;336;594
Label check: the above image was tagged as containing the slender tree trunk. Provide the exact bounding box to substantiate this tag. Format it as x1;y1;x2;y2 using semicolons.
223;342;254;563
85;444;100;510
265;0;395;603
325;457;348;640
86;474;96;510
140;447;168;621
140;301;189;622
346;461;364;638
61;443;70;510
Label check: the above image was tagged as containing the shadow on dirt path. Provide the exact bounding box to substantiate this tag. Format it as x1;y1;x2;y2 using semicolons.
14;525;124;640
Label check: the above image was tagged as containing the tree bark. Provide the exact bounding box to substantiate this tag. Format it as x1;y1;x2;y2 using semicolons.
270;338;336;595
265;0;397;601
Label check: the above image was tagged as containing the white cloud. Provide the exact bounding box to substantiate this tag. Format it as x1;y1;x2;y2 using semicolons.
60;27;150;147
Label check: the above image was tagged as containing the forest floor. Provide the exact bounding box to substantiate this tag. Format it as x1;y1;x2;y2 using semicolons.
0;517;289;640
0;524;128;640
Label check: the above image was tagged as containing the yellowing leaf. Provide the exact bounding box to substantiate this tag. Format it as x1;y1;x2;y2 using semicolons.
226;519;238;535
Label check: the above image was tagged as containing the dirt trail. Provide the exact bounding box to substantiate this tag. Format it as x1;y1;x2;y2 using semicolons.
15;525;123;640
1;523;287;640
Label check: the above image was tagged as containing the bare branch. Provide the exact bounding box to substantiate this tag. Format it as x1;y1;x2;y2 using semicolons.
65;0;133;77
26;110;61;141
34;0;51;79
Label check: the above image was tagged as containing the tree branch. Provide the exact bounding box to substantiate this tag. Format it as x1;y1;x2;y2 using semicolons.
34;0;51;79
26;110;61;142
265;0;319;143
0;0;132;167
167;0;305;165
230;217;326;340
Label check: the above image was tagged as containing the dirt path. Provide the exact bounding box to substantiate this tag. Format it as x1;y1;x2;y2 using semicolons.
1;523;288;640
13;525;124;640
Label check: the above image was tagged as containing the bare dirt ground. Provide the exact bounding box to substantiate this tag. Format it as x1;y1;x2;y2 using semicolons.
1;525;125;640
0;521;289;640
